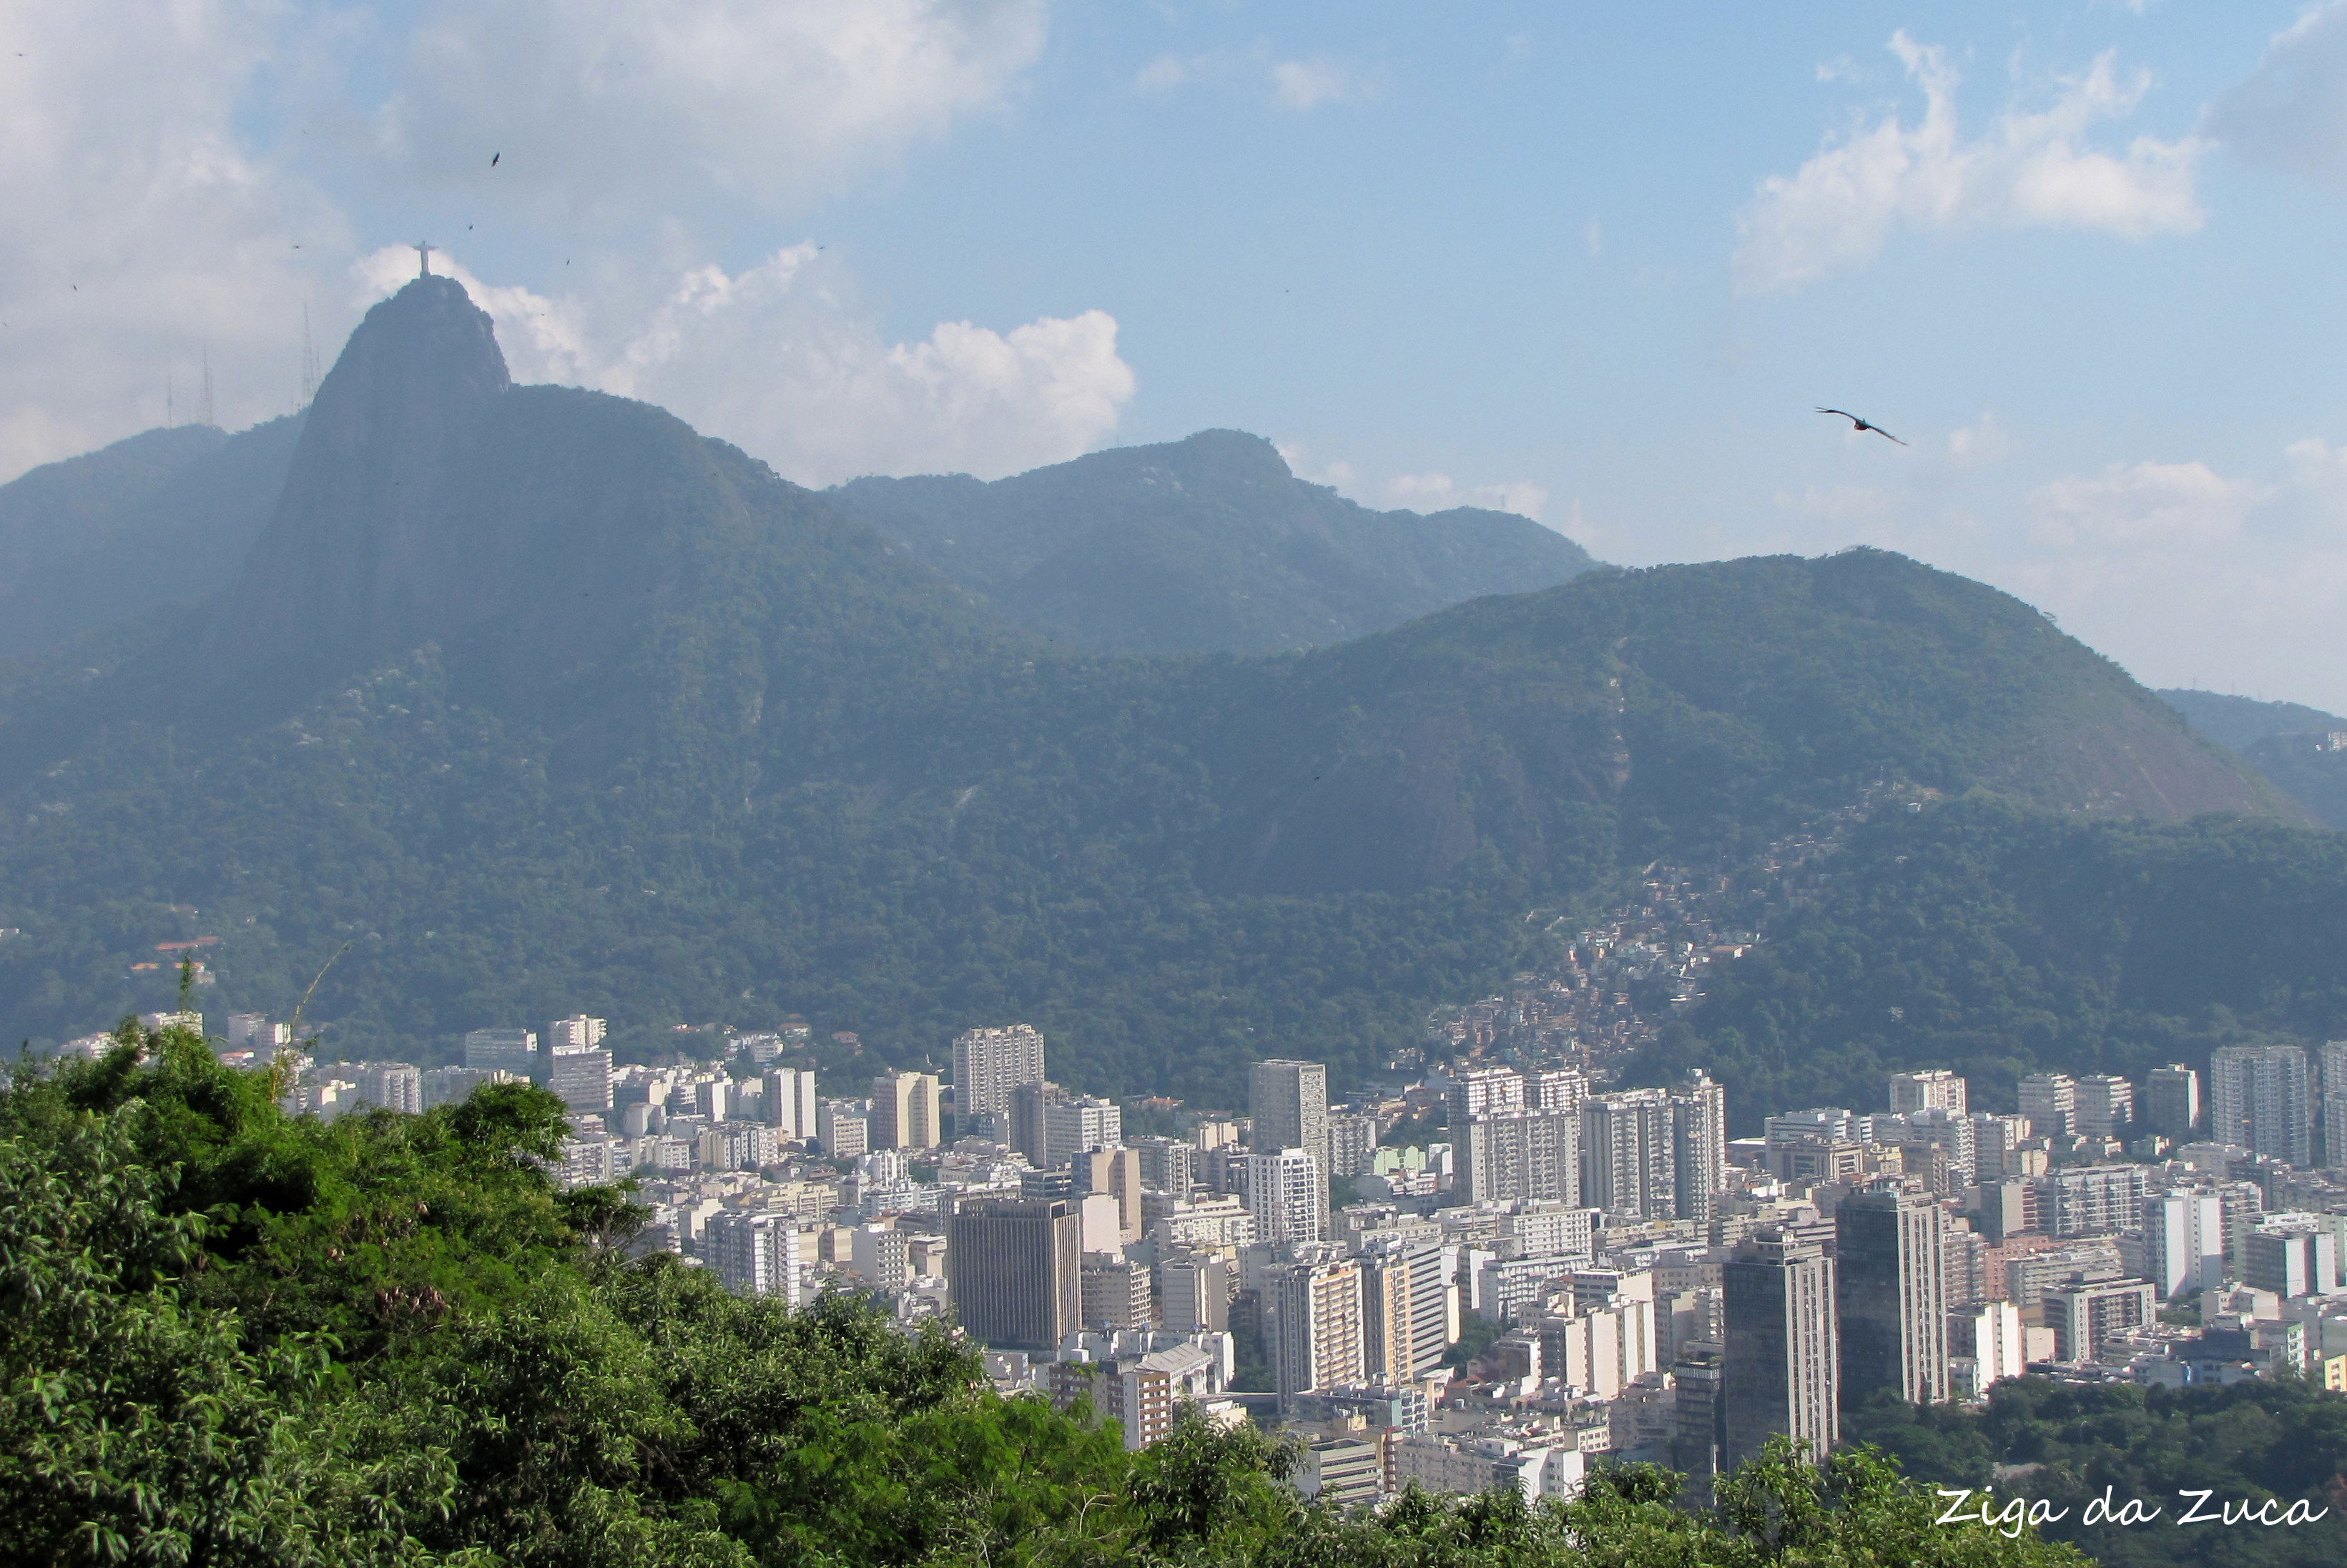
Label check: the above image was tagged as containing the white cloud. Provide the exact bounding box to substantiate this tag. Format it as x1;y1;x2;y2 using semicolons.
0;1;352;480
1136;53;1195;93
1735;33;2203;295
373;0;1050;221
356;244;1136;485
2205;1;2347;193
2028;460;2268;547
1270;58;1372;112
1945;410;2012;467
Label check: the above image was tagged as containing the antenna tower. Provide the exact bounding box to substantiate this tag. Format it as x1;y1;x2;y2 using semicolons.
300;305;320;407
200;347;216;428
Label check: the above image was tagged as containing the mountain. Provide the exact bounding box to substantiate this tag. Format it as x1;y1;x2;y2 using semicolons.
0;278;2301;1100
2157;687;2347;829
827;430;1599;654
0;415;303;661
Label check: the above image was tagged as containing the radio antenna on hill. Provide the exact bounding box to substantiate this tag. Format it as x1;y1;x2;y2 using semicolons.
300;304;319;408
200;346;215;428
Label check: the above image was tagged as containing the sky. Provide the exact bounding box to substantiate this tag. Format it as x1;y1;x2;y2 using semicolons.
6;1;2347;707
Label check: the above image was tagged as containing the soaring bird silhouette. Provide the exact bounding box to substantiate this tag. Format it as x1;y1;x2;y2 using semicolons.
1817;408;1906;445
490;152;501;167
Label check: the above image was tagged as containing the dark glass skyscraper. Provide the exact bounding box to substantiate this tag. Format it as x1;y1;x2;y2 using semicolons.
1721;1229;1838;1474
1835;1187;1949;1407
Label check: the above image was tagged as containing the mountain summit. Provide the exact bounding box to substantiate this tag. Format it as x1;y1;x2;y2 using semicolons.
204;276;511;676
828;429;1600;654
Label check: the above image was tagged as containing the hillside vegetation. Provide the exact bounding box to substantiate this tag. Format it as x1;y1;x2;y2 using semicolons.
1636;797;2347;1130
0;280;2298;1103
0;1021;2086;1567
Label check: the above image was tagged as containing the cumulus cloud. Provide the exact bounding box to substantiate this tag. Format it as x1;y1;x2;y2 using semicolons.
374;0;1049;221
2205;1;2347;193
0;1;351;480
1735;33;2203;295
356;244;1135;484
1132;46;1375;112
2029;460;2268;547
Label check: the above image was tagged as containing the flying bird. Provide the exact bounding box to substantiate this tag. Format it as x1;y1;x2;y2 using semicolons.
490;152;500;167
1817;408;1906;445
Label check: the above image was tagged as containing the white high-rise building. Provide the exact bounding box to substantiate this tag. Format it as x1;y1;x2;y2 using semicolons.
347;1061;422;1114
2017;1074;2077;1140
2075;1076;2135;1138
2141;1190;2226;1297
548;1047;613;1114
953;1025;1047;1136
1671;1070;1728;1223
546;1015;606;1052
1458;1105;1580;1205
1581;1089;1677;1222
870;1070;943;1150
762;1067;819;1138
1251;1060;1331;1220
1889;1070;1967;1116
1445;1066;1528;1126
1246;1148;1324;1246
1045;1095;1122;1168
2210;1045;2313;1168
702;1211;802;1303
463;1027;538;1078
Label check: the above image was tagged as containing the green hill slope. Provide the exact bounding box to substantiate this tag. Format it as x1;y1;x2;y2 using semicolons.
0;279;2296;1102
828;429;1599;654
2159;687;2347;828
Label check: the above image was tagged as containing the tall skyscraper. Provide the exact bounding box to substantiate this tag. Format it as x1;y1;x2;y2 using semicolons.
702;1211;801;1304
2140;1189;2226;1298
870;1070;943;1150
2017;1074;2077;1140
1008;1080;1062;1163
946;1195;1083;1353
1250;1060;1331;1218
1721;1231;1838;1474
1581;1089;1677;1222
2145;1064;2201;1140
1835;1188;1948;1407
2210;1044;2313;1167
1671;1070;1728;1222
1889;1070;1967;1116
1246;1148;1324;1246
2320;1042;2347;1169
762;1067;819;1138
463;1027;538;1078
1269;1257;1365;1399
953;1024;1048;1135
1457;1105;1580;1205
1359;1238;1453;1382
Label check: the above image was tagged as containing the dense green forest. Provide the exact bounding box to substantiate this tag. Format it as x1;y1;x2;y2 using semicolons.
1635;797;2347;1130
1846;1379;2347;1568
0;1020;2084;1566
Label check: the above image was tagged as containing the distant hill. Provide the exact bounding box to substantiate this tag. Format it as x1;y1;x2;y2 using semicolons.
2159;687;2347;828
0;415;303;661
827;430;1599;654
0;278;2302;1100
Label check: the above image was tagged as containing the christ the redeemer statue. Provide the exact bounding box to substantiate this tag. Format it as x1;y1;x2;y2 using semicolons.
413;242;434;277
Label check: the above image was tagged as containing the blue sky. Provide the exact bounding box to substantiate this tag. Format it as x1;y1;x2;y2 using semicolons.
8;1;2347;706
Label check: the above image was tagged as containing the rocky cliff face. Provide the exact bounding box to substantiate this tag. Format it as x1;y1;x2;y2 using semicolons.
203;276;512;677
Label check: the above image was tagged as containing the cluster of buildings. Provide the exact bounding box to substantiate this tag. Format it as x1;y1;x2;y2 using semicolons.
137;986;2347;1512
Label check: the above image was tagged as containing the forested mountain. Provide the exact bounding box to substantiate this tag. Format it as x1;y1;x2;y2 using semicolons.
0;414;303;660
0;277;2298;1101
2158;687;2347;829
1635;797;2347;1134
827;430;1599;654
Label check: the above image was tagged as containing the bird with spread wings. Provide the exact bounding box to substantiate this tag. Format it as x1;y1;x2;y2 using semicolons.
1816;408;1906;445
